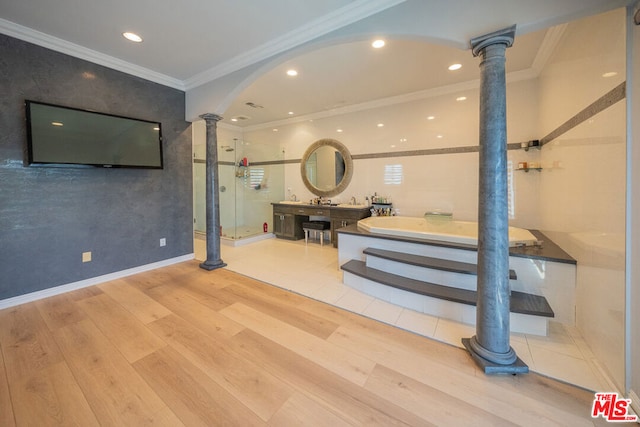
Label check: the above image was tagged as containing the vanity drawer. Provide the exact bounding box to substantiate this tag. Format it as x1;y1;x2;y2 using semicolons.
302;208;330;216
272;205;297;215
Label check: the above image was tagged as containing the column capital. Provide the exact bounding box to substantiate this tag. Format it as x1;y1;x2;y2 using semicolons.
199;113;223;123
470;25;516;57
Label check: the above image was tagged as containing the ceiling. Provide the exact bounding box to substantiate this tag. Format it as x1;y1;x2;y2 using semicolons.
0;0;632;126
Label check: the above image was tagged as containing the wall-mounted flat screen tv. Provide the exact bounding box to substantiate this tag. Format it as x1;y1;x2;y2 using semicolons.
25;100;163;169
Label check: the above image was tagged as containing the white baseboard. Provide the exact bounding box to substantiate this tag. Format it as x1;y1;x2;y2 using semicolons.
0;254;195;310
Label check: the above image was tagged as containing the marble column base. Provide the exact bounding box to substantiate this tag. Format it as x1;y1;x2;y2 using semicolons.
462;338;529;374
199;260;227;271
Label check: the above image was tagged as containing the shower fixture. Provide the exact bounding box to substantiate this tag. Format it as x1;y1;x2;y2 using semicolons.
221;146;234;152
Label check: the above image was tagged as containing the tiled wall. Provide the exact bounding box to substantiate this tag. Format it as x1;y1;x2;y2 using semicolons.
537;8;627;391
0;34;192;300
243;78;542;229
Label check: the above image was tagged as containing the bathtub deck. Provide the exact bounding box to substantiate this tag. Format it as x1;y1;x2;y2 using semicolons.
338;225;576;265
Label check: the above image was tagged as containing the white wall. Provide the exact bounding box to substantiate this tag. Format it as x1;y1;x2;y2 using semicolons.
244;78;541;228
628;2;640;407
537;8;627;391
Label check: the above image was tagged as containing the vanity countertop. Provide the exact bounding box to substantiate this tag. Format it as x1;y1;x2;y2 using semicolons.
272;202;371;211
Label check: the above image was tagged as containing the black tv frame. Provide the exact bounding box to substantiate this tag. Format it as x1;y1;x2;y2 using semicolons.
25;100;164;169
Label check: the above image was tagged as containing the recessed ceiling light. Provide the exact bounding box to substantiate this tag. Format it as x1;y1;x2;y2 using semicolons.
286;69;298;77
372;39;385;49
336;129;343;133
390;144;396;148
51;122;63;126
448;63;462;71
456;96;467;101
377;123;384;127
272;128;278;132
231;118;238;122
288;111;294;115
437;134;444;138
427;116;435;120
122;32;143;43
602;71;618;78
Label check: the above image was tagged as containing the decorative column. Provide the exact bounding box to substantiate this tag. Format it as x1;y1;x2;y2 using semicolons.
462;25;527;374
199;113;227;271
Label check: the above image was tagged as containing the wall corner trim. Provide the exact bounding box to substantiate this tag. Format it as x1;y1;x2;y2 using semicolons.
0;254;195;310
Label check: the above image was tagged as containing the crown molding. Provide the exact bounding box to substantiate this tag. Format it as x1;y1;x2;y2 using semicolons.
0;18;185;90
531;23;567;75
183;0;406;90
242;68;538;132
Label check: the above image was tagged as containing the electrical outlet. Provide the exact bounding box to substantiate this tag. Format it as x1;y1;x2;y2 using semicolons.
82;251;92;262
160;238;166;247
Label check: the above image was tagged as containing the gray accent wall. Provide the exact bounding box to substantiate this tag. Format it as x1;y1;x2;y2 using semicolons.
0;34;192;300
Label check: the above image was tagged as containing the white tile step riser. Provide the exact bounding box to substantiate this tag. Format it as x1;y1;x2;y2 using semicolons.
365;256;516;292
343;271;548;336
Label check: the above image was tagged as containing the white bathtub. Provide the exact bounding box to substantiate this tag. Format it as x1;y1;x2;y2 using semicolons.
357;216;538;247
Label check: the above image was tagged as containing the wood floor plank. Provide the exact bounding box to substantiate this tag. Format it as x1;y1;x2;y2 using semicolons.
148;314;293;422
214;283;340;339
150;406;187;427
53;319;168;425
10;361;99;426
268;392;354;427
35;292;87;331
1;262;607;426
328;324;596;427
220;302;377;387
98;279;172;324
229;328;429;426
364;364;516;426
76;293;167;363
143;283;245;339
0;344;16;427
0;305;65;385
134;346;266;427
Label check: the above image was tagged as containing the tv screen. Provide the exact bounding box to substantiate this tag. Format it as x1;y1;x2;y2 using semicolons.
25;100;163;169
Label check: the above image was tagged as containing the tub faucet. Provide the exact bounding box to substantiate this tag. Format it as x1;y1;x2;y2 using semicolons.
425;211;453;218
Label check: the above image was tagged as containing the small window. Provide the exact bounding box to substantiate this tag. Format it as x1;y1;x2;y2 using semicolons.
248;167;264;189
384;164;403;185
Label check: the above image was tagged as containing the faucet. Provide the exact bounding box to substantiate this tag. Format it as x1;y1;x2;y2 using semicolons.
350;196;357;205
290;194;297;202
424;210;453;218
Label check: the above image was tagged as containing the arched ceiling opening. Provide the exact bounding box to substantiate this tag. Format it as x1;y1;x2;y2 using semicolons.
218;29;548;129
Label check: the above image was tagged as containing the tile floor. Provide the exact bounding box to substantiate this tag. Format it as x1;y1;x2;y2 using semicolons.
195;235;612;392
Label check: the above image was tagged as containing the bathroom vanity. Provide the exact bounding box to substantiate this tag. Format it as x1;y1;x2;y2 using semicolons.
274;137;370;246
272;203;370;247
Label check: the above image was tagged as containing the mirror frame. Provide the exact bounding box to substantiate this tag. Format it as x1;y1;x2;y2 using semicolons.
300;138;353;198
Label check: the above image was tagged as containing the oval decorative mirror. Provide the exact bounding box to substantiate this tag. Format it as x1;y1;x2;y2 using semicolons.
300;138;353;198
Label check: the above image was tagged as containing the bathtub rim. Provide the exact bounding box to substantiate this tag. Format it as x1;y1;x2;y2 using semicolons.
357;215;539;248
338;223;576;265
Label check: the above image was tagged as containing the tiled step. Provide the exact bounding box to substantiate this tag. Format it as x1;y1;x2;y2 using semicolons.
341;259;553;318
363;247;517;279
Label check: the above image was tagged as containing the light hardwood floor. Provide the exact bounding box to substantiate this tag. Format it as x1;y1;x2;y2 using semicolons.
0;261;611;426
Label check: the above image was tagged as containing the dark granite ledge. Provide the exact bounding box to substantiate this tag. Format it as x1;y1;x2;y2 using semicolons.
338;225;576;265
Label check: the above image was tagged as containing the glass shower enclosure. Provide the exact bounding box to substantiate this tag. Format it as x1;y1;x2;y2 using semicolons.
193;135;284;243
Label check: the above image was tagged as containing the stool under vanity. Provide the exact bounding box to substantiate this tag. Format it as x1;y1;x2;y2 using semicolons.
272;203;371;248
